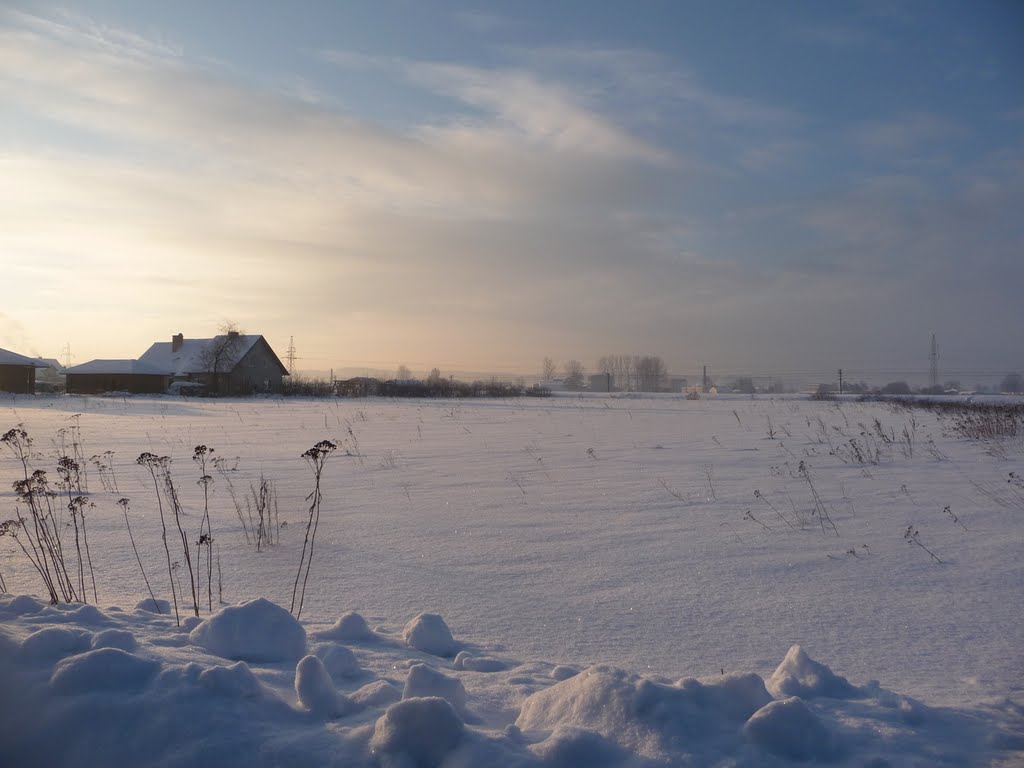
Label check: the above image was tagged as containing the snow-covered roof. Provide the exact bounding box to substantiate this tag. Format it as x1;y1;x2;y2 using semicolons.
0;347;48;367
138;335;284;376
34;357;65;373
64;359;168;375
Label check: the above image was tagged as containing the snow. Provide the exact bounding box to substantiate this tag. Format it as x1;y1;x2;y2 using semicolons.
188;597;307;662
62;359;167;375
313;641;363;681
403;662;469;716
294;654;358;717
369;696;465;767
51;647;160;694
768;643;860;699
19;625;92;662
138;334;265;377
312;609;375;643
743;695;835;761
0;346;46;366
91;627;137;651
1;392;1023;765
402;612;459;657
135;597;171;614
515;665;773;760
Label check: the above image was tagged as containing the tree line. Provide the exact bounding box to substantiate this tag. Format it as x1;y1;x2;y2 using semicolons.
542;354;672;392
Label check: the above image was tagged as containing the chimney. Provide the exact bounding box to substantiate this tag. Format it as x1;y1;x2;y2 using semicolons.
172;333;184;352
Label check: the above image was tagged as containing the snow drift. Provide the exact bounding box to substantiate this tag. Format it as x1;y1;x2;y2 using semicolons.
1;593;1018;767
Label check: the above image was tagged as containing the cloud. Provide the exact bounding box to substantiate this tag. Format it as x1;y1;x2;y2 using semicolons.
505;45;800;128
2;8;1020;376
849;111;966;153
320;50;675;165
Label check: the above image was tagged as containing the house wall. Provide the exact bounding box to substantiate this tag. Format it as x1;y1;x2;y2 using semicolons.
225;340;285;394
66;373;168;394
0;365;36;394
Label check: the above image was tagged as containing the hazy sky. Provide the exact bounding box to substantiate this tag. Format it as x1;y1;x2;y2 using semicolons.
2;1;1022;381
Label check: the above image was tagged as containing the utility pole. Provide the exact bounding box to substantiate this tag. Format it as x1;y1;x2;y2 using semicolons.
929;334;939;391
838;368;843;395
702;365;708;393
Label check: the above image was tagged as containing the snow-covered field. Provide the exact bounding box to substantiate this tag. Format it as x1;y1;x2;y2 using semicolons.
1;393;1022;766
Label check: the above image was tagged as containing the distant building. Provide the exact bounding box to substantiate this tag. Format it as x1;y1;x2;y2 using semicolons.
589;373;612;393
668;376;688;393
64;359;170;394
138;332;289;395
0;347;46;394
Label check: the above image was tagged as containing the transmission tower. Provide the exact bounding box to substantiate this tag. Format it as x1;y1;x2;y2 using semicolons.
928;333;939;391
285;336;298;375
61;342;72;369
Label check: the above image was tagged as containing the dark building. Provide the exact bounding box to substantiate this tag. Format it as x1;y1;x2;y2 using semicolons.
64;359;170;394
0;347;46;394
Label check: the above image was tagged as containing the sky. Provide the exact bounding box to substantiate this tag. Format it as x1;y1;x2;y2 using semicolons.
1;1;1022;383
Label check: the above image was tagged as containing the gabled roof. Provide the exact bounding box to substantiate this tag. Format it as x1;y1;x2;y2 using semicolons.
64;359;168;376
138;335;288;377
34;358;65;373
0;347;48;367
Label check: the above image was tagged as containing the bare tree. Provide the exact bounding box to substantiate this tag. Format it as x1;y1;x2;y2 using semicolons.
396;364;412;381
542;357;558;382
564;360;586;391
636;355;668;392
196;322;247;395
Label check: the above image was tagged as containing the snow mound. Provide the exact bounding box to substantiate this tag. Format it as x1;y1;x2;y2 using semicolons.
133;597;170;614
189;598;306;662
768;644;859;699
351;679;402;707
550;665;579;681
402;612;458;657
533;725;627;766
19;626;92;662
50;648;160;694
181;615;203;631
677;671;775;722
404;663;468;716
453;650;506;672
294;654;358;718
4;594;43;615
370;697;464;767
91;628;137;652
63;603;113;627
313;610;375;643
313;642;362;681
516;665;772;758
198;660;270;698
743;695;836;761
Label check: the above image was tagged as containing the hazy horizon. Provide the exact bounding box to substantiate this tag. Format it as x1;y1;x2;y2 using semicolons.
3;2;1022;378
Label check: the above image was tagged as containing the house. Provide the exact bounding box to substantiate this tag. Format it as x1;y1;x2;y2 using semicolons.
33;358;66;393
0;347;47;394
64;359;170;394
138;332;289;395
